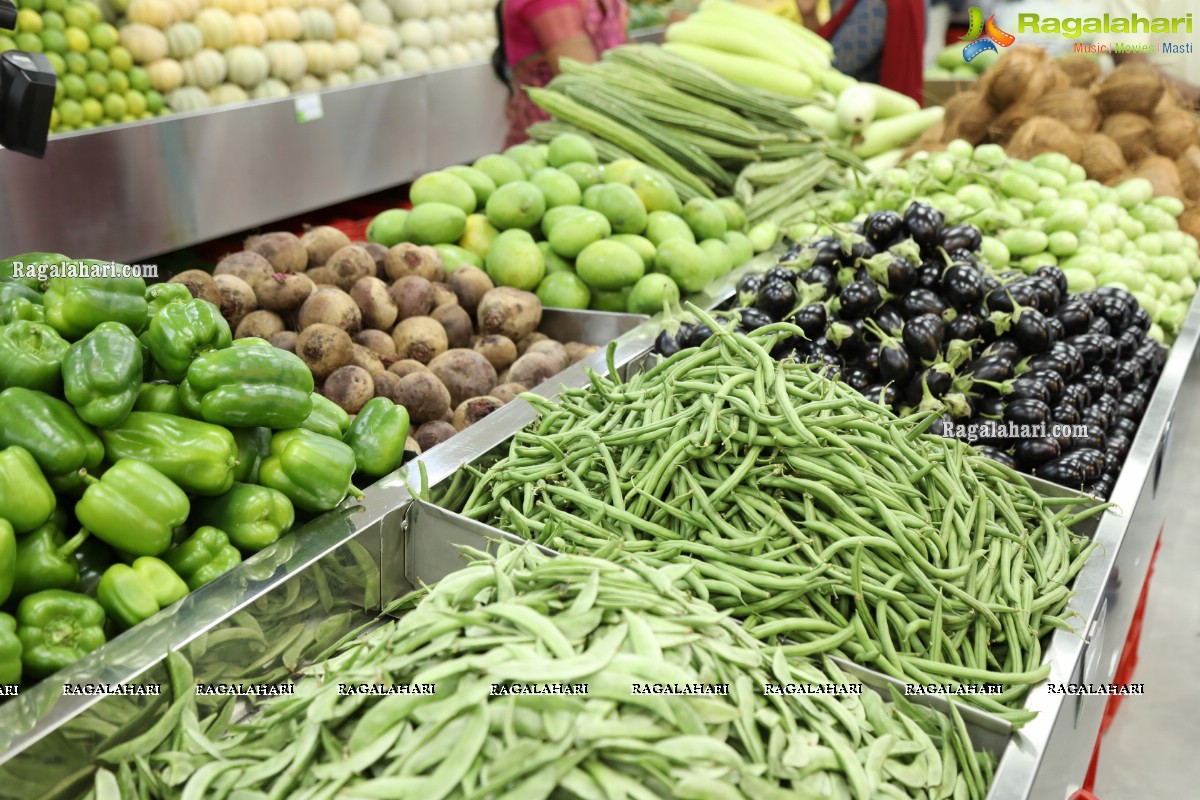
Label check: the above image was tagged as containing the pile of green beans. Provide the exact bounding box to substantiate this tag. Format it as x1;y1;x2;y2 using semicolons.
440;310;1105;724
88;544;995;800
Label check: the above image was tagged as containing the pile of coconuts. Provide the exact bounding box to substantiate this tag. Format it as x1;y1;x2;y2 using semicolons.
173;225;600;454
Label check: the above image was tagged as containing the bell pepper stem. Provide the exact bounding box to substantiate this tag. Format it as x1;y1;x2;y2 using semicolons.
79;469;99;485
58;528;91;558
346;486;365;500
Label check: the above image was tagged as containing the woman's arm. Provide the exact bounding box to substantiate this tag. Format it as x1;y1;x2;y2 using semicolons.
528;5;599;73
795;0;820;29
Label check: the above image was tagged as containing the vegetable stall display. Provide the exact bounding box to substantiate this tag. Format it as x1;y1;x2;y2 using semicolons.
440;318;1102;723
90;544;998;800
0;255;414;687
663;204;1167;498
788;142;1200;342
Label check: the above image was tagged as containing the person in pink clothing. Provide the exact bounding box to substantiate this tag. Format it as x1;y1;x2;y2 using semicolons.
492;0;629;148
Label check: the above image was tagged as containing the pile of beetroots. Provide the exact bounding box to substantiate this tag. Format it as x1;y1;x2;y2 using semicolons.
656;202;1168;499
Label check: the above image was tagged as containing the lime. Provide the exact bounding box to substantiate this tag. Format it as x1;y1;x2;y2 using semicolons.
144;89;163;113
106;69;128;94
64;26;88;53
536;272;591;310
41;10;63;30
138;111;152;119
123;89;146;115
83;2;101;26
87;22;116;50
64;51;86;74
575;239;645;290
58;122;74;132
547;133;598;168
39;28;67;53
53;77;62;101
79;120;94;129
62;72;86;99
84;70;107;98
590;287;632;312
49;105;59;128
16;9;43;34
63;5;91;30
103;92;126;119
58;97;83;126
626;273;681;315
15;32;44;52
119;113;134;123
107;44;131;72
80;96;102;121
44;0;64;11
0;36;15;52
45;50;65;74
127;65;148;92
366;208;409;246
86;48;109;73
18;0;45;11
654;239;712;293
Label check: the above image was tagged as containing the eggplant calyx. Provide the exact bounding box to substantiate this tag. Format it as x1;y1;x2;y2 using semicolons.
986;310;1013;337
944;338;979;371
889;238;922;265
826;321;857;348
943;392;973;418
917;376;947;415
974;378;1014;395
836;266;857;288
1013;355;1036;377
862;252;896;287
861;317;901;346
796;282;829;307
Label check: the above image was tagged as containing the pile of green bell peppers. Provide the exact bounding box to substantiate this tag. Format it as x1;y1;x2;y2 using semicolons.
0;253;424;692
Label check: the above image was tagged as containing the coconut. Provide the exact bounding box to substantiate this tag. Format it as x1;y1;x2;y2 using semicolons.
989;104;1034;144
942;91;995;145
1005;117;1082;163
979;45;1060;110
1135;155;1184;199
1179;206;1200;241
1079;133;1127;183
1095;62;1164;117
1176;146;1200;202
1152;109;1199;159
1028;87;1101;135
1056;54;1100;88
1101;113;1155;163
903;122;947;158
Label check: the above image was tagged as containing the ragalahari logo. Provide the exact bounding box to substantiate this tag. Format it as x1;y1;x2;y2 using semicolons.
961;7;1016;62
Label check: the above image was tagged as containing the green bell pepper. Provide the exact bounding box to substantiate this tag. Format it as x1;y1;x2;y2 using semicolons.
0;281;41;304
75;459;189;557
142;298;233;382
194;482;295;552
180;343;314;429
258;429;362;513
0;253;64;291
0;297;44;324
16;589;106;679
0;388;104;491
134;382;194;417
43;273;148;341
344;397;411;478
166;526;243;590
232;427;271;484
144;283;193;319
0;520;13;607
302;393;352;439
61;322;144;429
74;537;115;595
0;445;56;533
0;612;20;684
0;321;70;394
96;557;188;629
96;412;239;496
11;524;86;599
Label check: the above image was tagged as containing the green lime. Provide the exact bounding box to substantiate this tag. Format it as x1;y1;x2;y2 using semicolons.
0;36;16;53
144;89;163;113
536;271;591;309
39;28;67;53
86;47;108;73
119;113;135;123
40;10;64;30
106;69;128;94
86;21;116;50
16;8;42;34
62;72;86;99
80;96;102;121
654;239;713;293
366;208;409;246
102;92;126;119
78;120;94;129
57;97;83;126
45;50;65;74
64;51;87;74
64;5;91;30
123;89;145;115
83;2;101;25
107;44;131;72
57;122;74;132
53;78;62;101
49;105;58;128
63;25;88;52
15;32;44;52
128;65;148;92
44;0;64;11
84;70;107;98
575;239;645;290
18;0;45;12
626;273;681;315
138;110;152;119
590;287;632;313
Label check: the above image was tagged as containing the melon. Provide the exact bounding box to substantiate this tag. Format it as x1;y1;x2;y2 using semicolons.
209;82;249;105
121;24;170;64
379;59;402;76
167;86;212;112
263;8;302;40
397;47;430;73
398;19;432;49
251;78;290;98
388;0;428;19
165;22;203;59
291;74;322;92
356;35;385;66
360;0;393;26
298;7;336;40
184;48;228;89
300;40;335;76
226;45;270;88
334;4;362;39
147;57;185;92
351;63;379;83
234;13;268;46
332;39;360;72
128;0;176;29
195;8;237;50
263;40;307;81
325;70;351;86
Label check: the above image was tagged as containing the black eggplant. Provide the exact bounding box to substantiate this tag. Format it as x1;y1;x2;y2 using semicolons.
1056;301;1094;336
1027;277;1062;312
1024;369;1065;396
1024;353;1073;380
1005;397;1052;426
738;307;775;331
826;320;865;357
810;239;845;270
977;446;1018;470
1049;341;1087;377
879;339;913;382
843;366;874;391
771;336;806;361
1105;432;1132;467
1116;390;1146;422
1012;308;1052;353
902;202;944;249
946;249;977;266
1063;383;1092;410
977;396;1006;418
1015;437;1062;468
948;313;985;341
1034;265;1069;297
1069;448;1107;482
899;288;948;319
1104;374;1123;397
755;280;796;320
941;264;983;310
912;365;954;400
1079;425;1108;451
677;323;713;349
800;266;839;297
864;210;904;248
1052;403;1081;426
967;355;1015;384
862;383;899;408
917;261;942;290
872;305;905;336
1088;316;1112;336
1009;376;1055;404
655;331;680;356
737;273;764;296
861;343;882;372
791;303;828;339
848;238;876;263
1112;359;1143;390
1037;458;1086;487
838;280;883;319
1092;475;1115;499
982;338;1022;362
980;274;1002;294
1046;317;1065;346
902;314;945;362
876;256;918;294
1081;369;1107;399
940;223;983;253
1116;329;1141;361
1081;406;1111;431
1111;416;1139;437
765;266;798;285
1097;295;1134;330
1131;306;1152;332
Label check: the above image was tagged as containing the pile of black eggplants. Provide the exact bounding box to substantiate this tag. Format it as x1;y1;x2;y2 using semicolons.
656;202;1168;499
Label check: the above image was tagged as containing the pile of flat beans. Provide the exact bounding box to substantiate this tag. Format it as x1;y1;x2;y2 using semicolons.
88;544;996;800
441;311;1106;724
